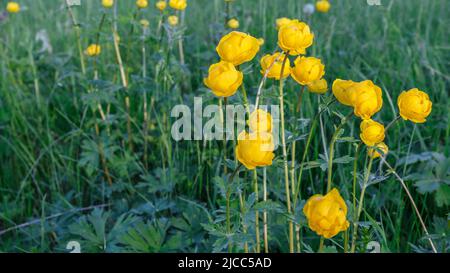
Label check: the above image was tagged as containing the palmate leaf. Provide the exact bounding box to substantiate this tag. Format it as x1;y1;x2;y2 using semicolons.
118;219;171;253
435;184;450;207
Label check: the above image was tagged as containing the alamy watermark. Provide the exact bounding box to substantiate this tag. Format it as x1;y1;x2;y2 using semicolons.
171;97;281;149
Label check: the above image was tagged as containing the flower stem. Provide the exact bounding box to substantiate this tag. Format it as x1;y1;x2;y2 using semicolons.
263;167;269;253
65;0;86;75
278;52;294;253
385;115;401;132
327;112;353;192
380;158;438;253
350;154;374;253
254;170;260;253
226;164;243;252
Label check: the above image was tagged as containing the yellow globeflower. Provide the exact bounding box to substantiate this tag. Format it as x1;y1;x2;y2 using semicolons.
278;19;314;55
140;19;150;28
216;31;260;66
168;15;179;26
307;79;328;94
316;0;331;13
156;0;167;11
102;0;114;8
368;142;389;159
332;79;357;106
6;2;20;13
249;109;272;133
257;38;265;46
227;18;239;29
260;52;291;80
291;56;325;85
351;80;383;120
359;119;385;147
303;188;350;239
136;0;148;9
236;131;275;170
397;88;432;123
204;61;243;97
276;17;292;30
85;44;101;57
169;0;187;10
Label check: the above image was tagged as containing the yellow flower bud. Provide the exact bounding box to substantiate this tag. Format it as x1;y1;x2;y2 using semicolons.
368;142;389;159
249;109;272;133
291;56;325;85
303;188;350;239
276;17;292;30
227;18;239;29
140;19;150;28
257;38;265;46
359;119;385;147
216;31;260;66
236;131;275;170
102;0;114;8
278;19;314;56
136;0;148;9
156;0;167;11
307;78;328;94
260;52;291;80
6;2;20;13
203;61;243;97
85;44;101;57
350;80;383;120
168;15;179;26
332;79;356;106
397;88;432;123
316;0;331;13
169;0;187;10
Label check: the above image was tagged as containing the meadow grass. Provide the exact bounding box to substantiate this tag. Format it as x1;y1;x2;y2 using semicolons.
0;0;448;253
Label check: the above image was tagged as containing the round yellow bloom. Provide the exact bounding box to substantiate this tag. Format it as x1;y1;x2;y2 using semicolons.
203;61;243;97
350;80;383;120
216;31;260;66
156;0;167;11
291;56;325;85
332;79;357;106
276;17;292;30
368;142;389;159
227;18;239;29
168;15;179;26
136;0;148;9
236;131;275;170
307;79;328;94
397;88;432;123
316;0;331;13
359;119;385;147
169;0;187;10
249;109;272;133
278;20;314;56
85;44;101;57
303;188;350;239
140;19;150;28
102;0;114;8
260;52;291;80
6;2;20;13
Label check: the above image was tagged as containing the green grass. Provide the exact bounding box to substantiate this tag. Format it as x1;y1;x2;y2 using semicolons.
0;0;448;253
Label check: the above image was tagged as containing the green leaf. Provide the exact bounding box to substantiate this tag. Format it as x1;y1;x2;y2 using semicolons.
435;184;450;207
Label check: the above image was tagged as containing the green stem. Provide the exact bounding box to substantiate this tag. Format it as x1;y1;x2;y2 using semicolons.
226;164;243;252
278;52;294;253
380;158;438;253
326;112;353;192
350;154;374;253
254;170;260;253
